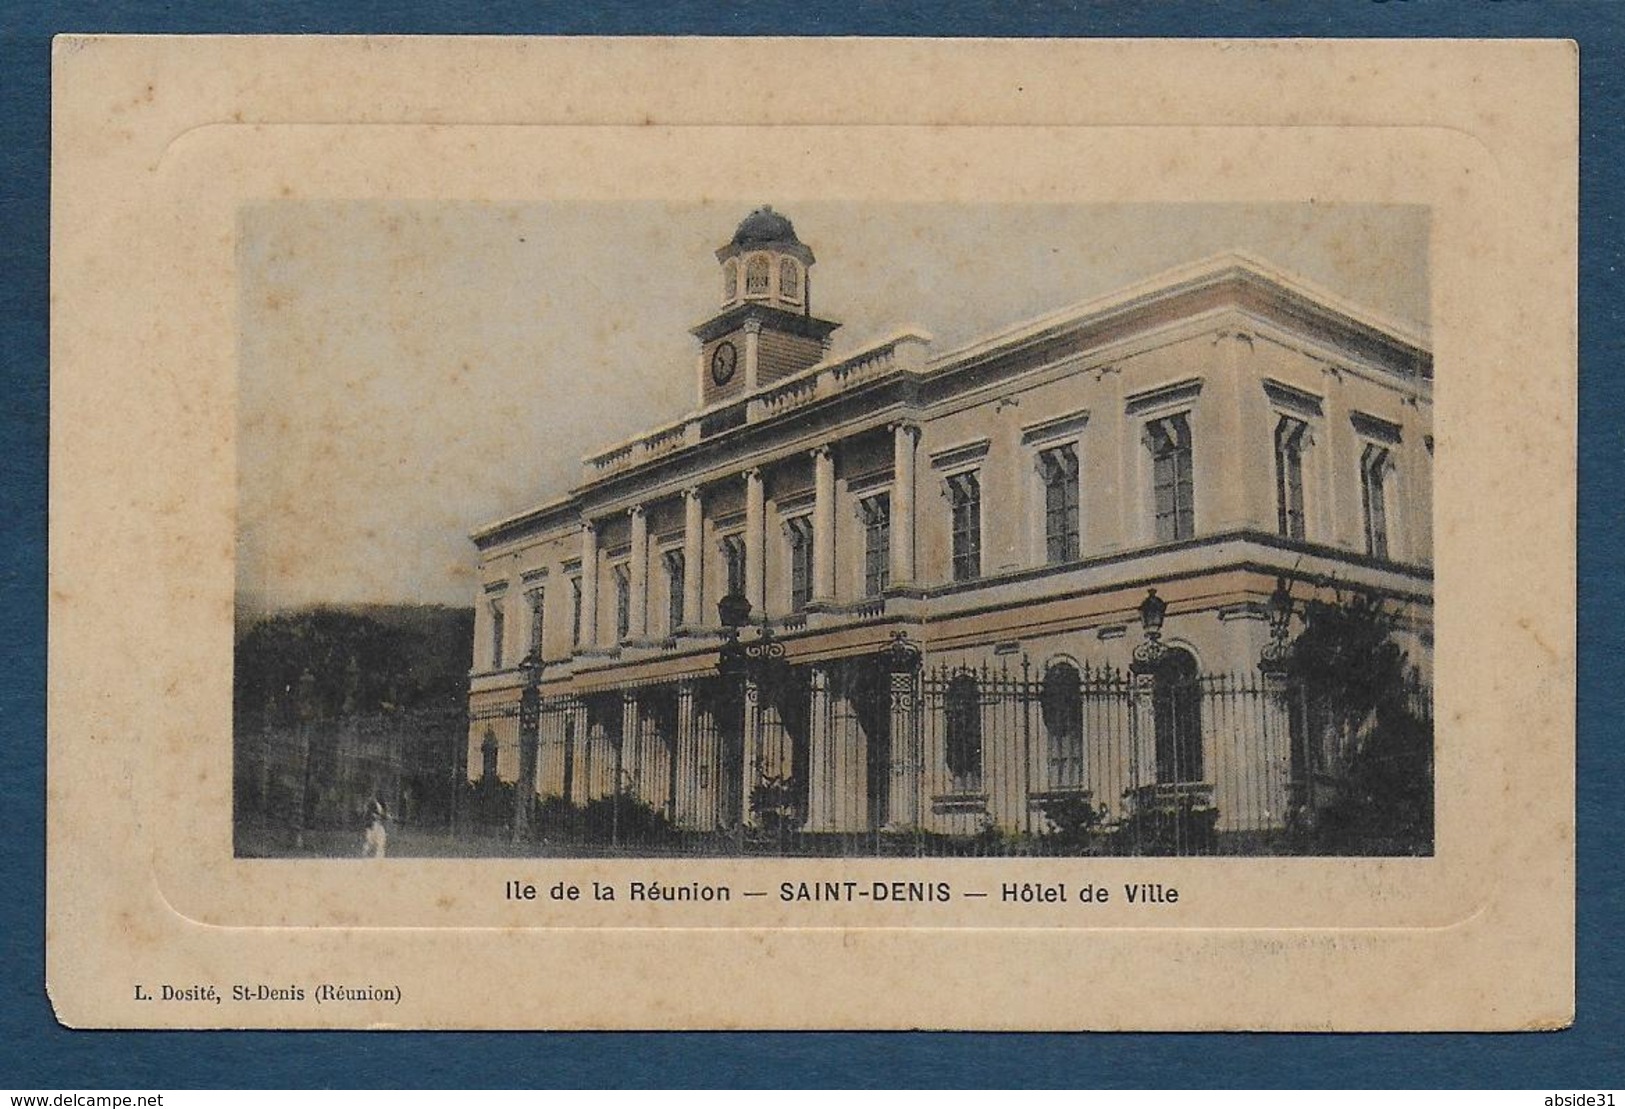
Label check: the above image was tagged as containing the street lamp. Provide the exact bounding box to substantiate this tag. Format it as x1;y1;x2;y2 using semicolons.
1259;576;1295;675
717;592;753;633
1131;588;1169;670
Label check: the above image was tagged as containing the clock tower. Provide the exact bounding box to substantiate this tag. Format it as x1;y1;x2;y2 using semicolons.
692;207;841;407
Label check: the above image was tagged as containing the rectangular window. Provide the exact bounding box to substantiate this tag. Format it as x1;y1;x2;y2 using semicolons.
786;516;814;612
1275;417;1308;540
489;601;505;670
860;494;890;597
527;589;545;663
721;533;747;598
1039;444;1081;563
613;564;631;641
948;472;981;582
569;577;582;647
1362;444;1391;558
1146;413;1194;542
664;549;685;634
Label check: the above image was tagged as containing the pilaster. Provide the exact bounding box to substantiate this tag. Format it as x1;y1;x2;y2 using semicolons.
744;468;765;614
578;521;599;649
628;505;648;641
890;422;919;588
812;446;837;604
682;488;704;627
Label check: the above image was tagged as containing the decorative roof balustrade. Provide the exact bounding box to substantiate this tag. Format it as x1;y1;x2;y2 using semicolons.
581;331;931;483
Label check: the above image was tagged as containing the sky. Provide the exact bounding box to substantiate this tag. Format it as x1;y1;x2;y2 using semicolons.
236;200;1428;613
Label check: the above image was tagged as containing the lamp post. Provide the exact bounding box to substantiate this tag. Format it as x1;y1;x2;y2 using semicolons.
717;592;788;680
1131;588;1170;672
716;593;792;835
1259;576;1294;675
717;592;752;680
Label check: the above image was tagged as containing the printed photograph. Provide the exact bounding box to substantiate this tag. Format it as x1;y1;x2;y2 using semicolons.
233;200;1434;860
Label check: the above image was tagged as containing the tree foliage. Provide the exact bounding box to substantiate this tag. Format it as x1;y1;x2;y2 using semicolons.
1287;591;1433;855
234;604;474;722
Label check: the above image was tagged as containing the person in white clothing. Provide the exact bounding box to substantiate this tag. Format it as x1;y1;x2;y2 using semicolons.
362;797;388;858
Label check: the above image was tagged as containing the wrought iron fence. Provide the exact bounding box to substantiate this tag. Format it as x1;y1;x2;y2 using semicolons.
460;654;1432;858
233;652;1430;857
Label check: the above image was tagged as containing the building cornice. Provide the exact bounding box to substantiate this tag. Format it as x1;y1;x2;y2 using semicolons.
689;301;840;344
926;252;1430;386
475;254;1432;552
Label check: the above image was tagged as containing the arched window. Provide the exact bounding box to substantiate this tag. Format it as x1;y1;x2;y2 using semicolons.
1042;662;1083;789
945;674;983;793
778;257;802;302
745;255;770;297
1152;648;1203;783
721;258;739;303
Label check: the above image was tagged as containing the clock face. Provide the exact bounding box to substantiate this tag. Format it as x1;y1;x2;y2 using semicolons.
710;340;738;386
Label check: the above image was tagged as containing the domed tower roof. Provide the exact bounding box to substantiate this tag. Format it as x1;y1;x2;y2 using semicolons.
715;205;815;265
731;205;799;248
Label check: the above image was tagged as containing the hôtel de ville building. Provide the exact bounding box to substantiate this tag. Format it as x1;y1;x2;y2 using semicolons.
465;207;1433;856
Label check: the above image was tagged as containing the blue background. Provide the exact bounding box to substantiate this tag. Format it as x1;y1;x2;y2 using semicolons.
4;2;1620;1089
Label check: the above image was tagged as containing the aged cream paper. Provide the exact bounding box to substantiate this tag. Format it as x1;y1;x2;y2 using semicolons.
49;37;1575;1029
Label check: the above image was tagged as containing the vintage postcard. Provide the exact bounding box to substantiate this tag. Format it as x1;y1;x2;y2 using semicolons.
48;37;1576;1029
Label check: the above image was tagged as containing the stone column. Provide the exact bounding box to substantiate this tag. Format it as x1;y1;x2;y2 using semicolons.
743;317;762;392
744;467;765;614
628;505;648;640
673;681;697;827
803;665;836;831
890;422;918;588
682;487;703;628
620;690;641;800
578;521;599;649
812;445;836;604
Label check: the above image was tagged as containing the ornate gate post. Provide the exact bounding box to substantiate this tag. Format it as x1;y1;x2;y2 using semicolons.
883;630;923;830
739;676;761;828
1127;589;1170;832
1257;577;1298;837
514;656;541;842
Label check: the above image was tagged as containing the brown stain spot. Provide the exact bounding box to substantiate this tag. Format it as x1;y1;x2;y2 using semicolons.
436;895;456;910
264;290;288;312
1516;615;1559;663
